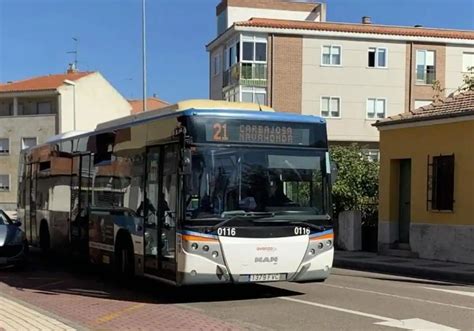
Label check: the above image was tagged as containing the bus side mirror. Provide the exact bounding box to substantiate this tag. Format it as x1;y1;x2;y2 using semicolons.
330;161;338;186
181;150;192;175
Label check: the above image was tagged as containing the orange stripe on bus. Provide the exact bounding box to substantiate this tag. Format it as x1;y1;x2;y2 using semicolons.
181;234;218;242
310;233;334;241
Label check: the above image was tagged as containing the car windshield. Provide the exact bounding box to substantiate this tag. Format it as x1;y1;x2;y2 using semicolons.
0;210;12;225
186;146;327;220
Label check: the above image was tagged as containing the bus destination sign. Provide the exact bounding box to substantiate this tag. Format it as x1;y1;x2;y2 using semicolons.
205;121;311;145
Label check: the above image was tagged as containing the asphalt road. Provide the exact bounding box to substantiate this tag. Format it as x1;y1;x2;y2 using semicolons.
0;253;473;330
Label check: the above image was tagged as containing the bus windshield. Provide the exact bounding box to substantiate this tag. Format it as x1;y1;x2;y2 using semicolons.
186;146;327;221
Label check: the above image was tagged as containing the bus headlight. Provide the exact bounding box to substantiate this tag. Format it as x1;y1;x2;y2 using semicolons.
203;245;209;252
326;240;332;247
309;249;316;255
212;251;219;259
317;242;324;249
191;243;199;250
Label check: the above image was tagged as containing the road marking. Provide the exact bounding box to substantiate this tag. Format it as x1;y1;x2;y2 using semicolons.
375;318;458;331
321;284;474;311
0;296;75;331
422;287;474;298
93;303;145;325
279;297;458;330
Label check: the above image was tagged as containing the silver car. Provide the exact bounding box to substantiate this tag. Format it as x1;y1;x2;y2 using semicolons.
0;210;28;266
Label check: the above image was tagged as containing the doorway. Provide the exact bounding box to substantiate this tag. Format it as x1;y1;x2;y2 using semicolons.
143;144;179;280
398;159;411;244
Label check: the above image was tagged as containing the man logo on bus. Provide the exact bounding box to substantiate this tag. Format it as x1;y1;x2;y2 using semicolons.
255;257;278;263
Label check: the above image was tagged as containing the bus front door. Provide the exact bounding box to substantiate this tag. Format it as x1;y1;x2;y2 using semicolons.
70;154;92;257
144;144;178;281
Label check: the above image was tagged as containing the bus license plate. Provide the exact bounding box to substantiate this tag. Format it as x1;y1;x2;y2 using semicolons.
249;274;281;282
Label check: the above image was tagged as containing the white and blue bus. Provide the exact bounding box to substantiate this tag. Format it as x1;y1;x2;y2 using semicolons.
17;100;335;285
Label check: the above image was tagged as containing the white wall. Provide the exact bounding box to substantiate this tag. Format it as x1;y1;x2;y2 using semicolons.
301;37;407;143
210;46;224;100
445;44;474;96
58;72;131;132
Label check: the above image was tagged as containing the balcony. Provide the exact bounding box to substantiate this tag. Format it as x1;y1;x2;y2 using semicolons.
416;66;436;85
223;63;267;89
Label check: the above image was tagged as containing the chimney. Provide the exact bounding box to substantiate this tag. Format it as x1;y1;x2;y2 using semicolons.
67;63;77;74
362;16;372;24
414;24;423;28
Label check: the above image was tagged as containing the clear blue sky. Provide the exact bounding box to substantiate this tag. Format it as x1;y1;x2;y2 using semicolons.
0;0;473;103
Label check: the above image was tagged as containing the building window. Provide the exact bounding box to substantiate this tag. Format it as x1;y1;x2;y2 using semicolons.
363;149;380;162
321;97;341;118
462;52;474;72
430;155;455;211
322;45;341;66
368;47;387;68
0;138;9;154
224;87;239;102
0;174;9;191
224;41;239;70
241;87;267;105
242;37;267;62
212;53;221;76
416;50;436;84
22;137;37;150
37;101;52;114
414;100;432;109
367;98;386;119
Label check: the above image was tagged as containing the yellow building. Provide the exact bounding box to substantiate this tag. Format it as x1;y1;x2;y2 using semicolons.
374;91;474;264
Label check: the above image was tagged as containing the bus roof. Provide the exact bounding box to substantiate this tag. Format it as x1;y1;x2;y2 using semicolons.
96;99;324;131
39;100;325;146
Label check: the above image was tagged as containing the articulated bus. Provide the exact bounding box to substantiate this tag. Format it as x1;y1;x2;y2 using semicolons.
17;100;335;285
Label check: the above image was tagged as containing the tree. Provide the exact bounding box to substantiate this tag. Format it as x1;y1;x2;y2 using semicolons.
460;66;474;92
330;144;379;217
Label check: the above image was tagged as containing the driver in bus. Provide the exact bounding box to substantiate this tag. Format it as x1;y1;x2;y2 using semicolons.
267;176;293;207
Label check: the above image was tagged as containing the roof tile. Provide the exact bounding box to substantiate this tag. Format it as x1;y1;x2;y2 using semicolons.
0;72;93;93
375;90;474;126
236;18;474;40
128;97;170;114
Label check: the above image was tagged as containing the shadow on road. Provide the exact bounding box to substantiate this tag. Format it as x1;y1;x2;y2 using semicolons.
0;251;304;305
332;270;467;287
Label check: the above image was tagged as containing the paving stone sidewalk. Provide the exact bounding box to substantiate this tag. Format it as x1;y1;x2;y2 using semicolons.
334;250;474;284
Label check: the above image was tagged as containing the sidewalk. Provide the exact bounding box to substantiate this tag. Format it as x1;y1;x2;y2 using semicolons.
334;250;474;284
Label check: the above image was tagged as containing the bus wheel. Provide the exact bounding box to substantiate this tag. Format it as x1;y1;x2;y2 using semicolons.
115;235;134;280
39;222;51;254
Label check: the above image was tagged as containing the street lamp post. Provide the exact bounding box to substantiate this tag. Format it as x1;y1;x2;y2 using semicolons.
142;0;147;112
64;79;77;131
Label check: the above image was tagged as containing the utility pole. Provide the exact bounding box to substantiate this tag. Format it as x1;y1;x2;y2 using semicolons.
142;0;147;112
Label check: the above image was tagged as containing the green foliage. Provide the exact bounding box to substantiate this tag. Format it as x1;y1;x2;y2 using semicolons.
330;144;379;218
461;66;474;92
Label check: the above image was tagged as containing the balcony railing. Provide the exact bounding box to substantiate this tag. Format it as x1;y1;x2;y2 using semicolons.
416;66;436;85
223;63;267;88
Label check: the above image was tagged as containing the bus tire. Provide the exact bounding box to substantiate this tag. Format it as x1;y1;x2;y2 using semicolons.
115;233;134;280
39;221;51;254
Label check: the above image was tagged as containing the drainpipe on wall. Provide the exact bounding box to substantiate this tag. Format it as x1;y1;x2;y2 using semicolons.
408;42;414;112
270;34;274;107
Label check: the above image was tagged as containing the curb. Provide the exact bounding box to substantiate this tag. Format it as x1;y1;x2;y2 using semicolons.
334;259;474;285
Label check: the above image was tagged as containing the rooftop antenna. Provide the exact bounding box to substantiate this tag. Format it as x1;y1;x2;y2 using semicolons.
256;96;263;111
67;37;79;69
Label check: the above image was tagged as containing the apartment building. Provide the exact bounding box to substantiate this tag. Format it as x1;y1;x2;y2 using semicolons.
207;0;474;159
0;69;131;211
